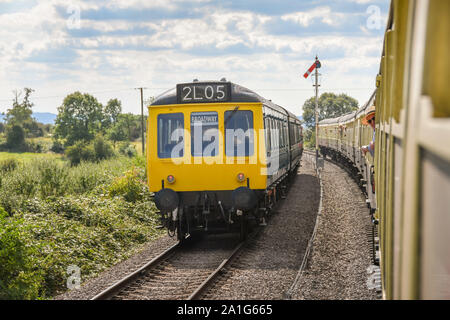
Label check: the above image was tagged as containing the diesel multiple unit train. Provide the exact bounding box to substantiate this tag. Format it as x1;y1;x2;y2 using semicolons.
318;0;449;299
147;81;303;241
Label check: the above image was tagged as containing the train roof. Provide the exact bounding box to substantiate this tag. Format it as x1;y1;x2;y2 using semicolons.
150;80;301;123
339;111;357;123
319;117;339;125
319;89;377;125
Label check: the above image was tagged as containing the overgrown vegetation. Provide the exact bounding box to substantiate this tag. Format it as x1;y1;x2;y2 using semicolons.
0;156;162;300
0;87;158;300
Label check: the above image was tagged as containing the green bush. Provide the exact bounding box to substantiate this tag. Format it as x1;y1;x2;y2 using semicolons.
0;207;44;299
65;136;114;166
6;125;25;149
50;140;64;154
108;167;147;202
118;142;137;158
92;134;114;161
37;160;68;197
65;141;95;166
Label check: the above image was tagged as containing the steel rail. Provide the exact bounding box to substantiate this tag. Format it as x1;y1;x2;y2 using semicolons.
188;241;245;300
91;242;180;300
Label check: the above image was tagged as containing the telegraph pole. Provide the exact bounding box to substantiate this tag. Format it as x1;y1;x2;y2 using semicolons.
313;56;320;160
135;87;146;155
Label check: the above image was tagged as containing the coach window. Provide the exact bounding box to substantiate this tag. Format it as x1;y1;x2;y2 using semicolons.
291;124;295;145
158;113;184;158
191;112;219;157
265;117;271;154
225;110;254;157
271;119;277;148
294;124;298;144
283;122;288;147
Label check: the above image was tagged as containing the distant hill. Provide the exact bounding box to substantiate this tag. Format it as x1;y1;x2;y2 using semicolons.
0;112;56;124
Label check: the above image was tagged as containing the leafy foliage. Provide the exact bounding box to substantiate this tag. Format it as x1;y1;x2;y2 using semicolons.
104;98;122;127
54;92;105;146
5;89;34;128
118;142;137;157
6;125;25;149
0;157;161;299
65;141;95;166
108;167;147;202
0;207;44;300
65;135;115;166
92;134;114;161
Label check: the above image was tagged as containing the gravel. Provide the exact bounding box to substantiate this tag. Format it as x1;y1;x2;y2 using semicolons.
293;159;379;300
205;158;321;300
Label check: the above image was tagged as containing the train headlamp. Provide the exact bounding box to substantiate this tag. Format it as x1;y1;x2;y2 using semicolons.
167;175;176;184
237;173;245;182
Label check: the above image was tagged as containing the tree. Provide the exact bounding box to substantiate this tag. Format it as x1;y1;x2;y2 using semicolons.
6;125;25;149
5;88;34;127
117;113;142;141
302;92;359;147
104;98;122;127
107;120;128;148
54;92;105;146
302;92;359;130
4;88;42;138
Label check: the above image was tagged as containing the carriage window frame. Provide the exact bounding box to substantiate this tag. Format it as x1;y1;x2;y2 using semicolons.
157;113;184;159
224;110;254;157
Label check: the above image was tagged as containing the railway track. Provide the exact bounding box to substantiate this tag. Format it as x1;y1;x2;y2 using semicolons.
91;232;253;300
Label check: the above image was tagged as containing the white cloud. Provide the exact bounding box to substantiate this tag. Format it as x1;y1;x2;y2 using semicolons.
0;0;389;115
281;6;347;27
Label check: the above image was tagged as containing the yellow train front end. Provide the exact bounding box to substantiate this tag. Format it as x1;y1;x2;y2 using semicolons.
145;81;302;241
148;102;267;193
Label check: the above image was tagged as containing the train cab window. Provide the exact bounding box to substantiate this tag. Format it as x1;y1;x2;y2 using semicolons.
225;110;254;157
157;113;184;158
191;112;219;157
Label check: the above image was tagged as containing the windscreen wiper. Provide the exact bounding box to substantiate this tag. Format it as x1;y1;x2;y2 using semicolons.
224;106;240;125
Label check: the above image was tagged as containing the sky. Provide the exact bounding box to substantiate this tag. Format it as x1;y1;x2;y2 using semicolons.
0;0;390;117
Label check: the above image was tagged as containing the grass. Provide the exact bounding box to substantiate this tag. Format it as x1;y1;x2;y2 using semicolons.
0;152;63;163
130;140;145;155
